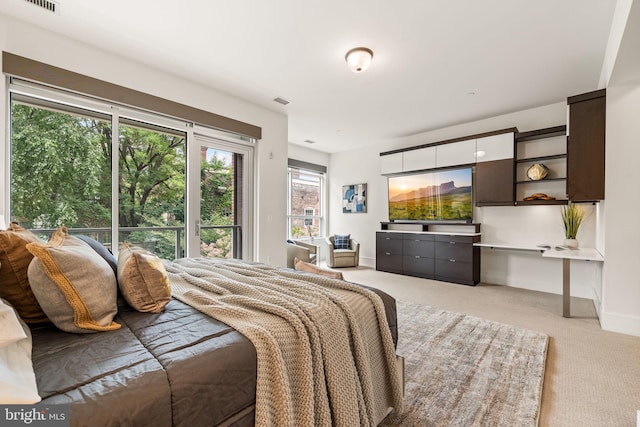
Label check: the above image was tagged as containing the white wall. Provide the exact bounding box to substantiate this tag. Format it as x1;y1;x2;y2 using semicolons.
288;144;330;168
597;0;640;336
601;84;640;336
0;14;289;266
300;0;640;336
329;101;602;299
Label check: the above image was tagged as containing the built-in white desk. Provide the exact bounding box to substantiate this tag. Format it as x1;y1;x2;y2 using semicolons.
474;243;604;317
474;243;545;252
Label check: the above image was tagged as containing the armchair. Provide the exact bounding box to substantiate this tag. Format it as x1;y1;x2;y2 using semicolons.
286;240;318;268
326;235;360;268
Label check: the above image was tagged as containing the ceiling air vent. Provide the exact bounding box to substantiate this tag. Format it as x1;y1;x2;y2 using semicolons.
273;97;291;106
24;0;57;13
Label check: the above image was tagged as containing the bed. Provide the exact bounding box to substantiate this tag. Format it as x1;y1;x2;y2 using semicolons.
27;258;402;426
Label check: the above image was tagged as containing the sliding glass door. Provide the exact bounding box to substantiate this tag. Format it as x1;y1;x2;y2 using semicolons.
189;133;253;259
117;118;186;259
8;82;253;261
10;95;114;245
9;95;189;258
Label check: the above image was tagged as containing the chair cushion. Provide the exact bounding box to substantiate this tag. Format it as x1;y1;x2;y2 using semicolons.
334;249;356;258
333;234;351;249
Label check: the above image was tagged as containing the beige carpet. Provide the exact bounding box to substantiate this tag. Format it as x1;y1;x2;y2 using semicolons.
381;300;548;426
338;266;640;426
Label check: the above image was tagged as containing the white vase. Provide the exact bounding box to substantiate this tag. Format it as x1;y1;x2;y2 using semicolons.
564;238;578;249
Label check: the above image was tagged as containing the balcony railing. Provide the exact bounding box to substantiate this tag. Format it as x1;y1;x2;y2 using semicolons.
30;225;242;260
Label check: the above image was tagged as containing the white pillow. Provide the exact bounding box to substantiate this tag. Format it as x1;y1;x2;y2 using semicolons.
0;298;28;347
0;299;41;404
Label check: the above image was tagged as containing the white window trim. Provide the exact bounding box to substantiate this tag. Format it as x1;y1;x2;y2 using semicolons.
287;166;326;240
191;133;255;260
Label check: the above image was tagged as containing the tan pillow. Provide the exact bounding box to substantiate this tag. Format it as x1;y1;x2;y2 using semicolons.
117;243;171;313
26;227;120;333
0;222;48;323
294;257;344;280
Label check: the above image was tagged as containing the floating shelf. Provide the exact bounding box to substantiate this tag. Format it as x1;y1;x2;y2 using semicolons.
515;125;566;142
514;199;568;206
516;154;567;163
476;201;515;207
516;177;566;184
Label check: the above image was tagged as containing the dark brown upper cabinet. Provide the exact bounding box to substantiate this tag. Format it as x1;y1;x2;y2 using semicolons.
567;89;606;202
475;159;514;206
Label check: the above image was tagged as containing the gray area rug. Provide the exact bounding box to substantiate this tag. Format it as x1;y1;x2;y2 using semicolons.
381;300;548;426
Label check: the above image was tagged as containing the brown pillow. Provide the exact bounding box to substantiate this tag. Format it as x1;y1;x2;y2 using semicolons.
26;227;120;333
117;243;171;313
0;222;48;323
294;257;344;280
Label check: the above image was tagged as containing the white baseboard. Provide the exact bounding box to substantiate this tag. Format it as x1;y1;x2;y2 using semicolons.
599;310;640;337
359;256;375;268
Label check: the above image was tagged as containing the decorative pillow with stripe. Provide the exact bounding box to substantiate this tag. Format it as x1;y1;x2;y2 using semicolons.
333;234;351;250
26;227;120;334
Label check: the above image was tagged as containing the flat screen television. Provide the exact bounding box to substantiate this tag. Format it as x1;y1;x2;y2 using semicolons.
388;167;473;222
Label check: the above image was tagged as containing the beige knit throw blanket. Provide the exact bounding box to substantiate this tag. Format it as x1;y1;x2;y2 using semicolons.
163;258;403;427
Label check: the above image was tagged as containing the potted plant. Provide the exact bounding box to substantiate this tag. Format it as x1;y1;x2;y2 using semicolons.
561;202;584;248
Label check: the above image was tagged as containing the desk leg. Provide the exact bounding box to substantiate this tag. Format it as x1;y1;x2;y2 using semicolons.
563;258;570;318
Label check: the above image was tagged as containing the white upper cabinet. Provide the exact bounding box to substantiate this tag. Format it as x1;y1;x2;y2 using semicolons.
402;146;436;172
475;133;514;162
382;130;515;175
436;139;476;168
380;152;403;175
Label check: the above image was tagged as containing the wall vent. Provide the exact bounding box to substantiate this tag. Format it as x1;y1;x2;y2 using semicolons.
24;0;57;13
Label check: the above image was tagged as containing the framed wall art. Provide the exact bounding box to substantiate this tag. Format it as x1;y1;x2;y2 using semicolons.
342;183;367;213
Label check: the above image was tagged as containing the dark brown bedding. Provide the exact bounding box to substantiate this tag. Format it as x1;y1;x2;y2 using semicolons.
30;273;397;427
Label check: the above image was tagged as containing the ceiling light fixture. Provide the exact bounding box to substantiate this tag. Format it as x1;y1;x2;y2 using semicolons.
345;47;373;73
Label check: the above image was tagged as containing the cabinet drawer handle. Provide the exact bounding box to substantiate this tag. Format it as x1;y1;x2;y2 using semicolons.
449;241;456;245
449;259;456;262
385;252;391;255
386;238;391;240
415;256;420;258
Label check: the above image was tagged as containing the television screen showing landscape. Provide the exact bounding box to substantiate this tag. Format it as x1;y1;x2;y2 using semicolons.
388;168;473;222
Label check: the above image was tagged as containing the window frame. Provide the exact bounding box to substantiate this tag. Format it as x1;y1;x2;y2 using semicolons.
6;78;255;260
287;166;326;241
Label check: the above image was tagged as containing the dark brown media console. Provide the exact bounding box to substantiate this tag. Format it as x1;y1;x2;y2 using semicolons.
376;222;481;286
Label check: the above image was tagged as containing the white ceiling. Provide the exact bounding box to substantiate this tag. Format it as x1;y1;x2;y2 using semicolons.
0;0;618;153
